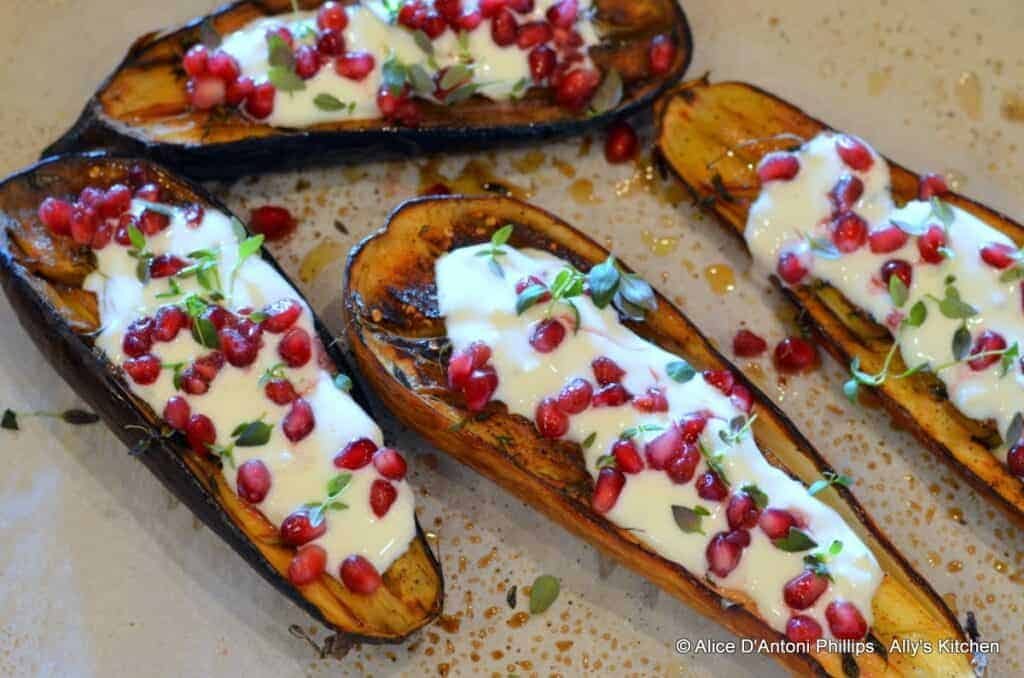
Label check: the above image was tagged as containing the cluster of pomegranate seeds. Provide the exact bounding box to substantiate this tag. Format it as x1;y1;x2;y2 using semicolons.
37;180;162;249
604;120;638;164
732;329;767;358
447;341;499;412
182;44;254;113
773;336;818;373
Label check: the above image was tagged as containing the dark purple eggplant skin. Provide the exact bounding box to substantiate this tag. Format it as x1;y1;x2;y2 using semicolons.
41;1;693;180
0;151;443;643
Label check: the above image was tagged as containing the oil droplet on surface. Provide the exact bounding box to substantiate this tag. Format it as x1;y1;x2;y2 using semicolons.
569;178;600;204
299;239;346;283
943;169;968;192
552;158;576;178
640;230;679;256
703;263;735;295
512;150;546;174
946;559;964;573
954;71;983;120
506;612;530;628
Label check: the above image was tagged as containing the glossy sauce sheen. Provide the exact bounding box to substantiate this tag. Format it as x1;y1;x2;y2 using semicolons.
84;201;416;577
436;245;881;636
747;134;1024;440
220;0;599;127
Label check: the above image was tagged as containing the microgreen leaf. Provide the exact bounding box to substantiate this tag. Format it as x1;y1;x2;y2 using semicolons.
581;431;597;449
313;93;352;111
266;33;294;69
888;274;909;307
595;454;616;469
807;470;853;496
528;575;560;614
698;442;730;486
191;315;220;349
407;63;434;95
892;218;926;236
381;53;407;96
952;325;971;361
1005;412;1023;447
515;284;549;315
617;272;657;312
619;424;664;440
666;360;696;384
930;196;955;227
233;418;273;447
718;414;757;447
327;472;352;497
740;484;769;509
773;527;818;552
587;256;620;309
806;234;841;260
440;64;472;90
267;65;305;92
334;373;353;392
671;504;711;535
411;29;434;55
902;300;928;328
1000;342;1020;377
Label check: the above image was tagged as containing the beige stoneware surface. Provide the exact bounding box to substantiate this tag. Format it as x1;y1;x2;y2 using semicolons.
1;1;1023;676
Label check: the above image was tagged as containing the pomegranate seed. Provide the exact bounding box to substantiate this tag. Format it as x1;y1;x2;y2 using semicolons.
377;86;402;118
280;510;326;546
680;412;709;442
917;225;947;264
831;212;868;253
591;356;625;385
249;205;296;241
288;545;327;586
335;51;375;81
609;439;643;474
644;425;683;470
294;45;322;80
448;341;492;390
592;383;630;407
759;508;796;539
340;555;382;594
393;98;422;127
435;0;462;21
725;528;751;548
706;531;743;577
726;492;760;529
99;184;132;219
316;1;349;31
260;298;302;333
825;601;868;640
163;396;191;431
968;330;1006;371
370;479;397;517
517;21;552;49
784;570;829;610
149;254;187;279
316;29;345;57
237;459;271;503
455;9;483;30
182;44;209;77
236;317;263;343
127;164;151;188
507;0;534;11
69;205;97;245
265;379;298;405
556;378;593;414
773;337;818;373
188;76;226;110
529;318;566;353
604;120;638;164
207;50;240;83
186;413;216;453
38;197;73;235
869;223;910;254
555;68;600;110
703;369;734;395
398;2;426;28
980;242;1017;269
122;317;154;358
422;12;447;38
546;0;577;28
491;8;518;46
835;134;873;171
134;182;162;201
786;615;823;643
552;27;583;49
464;366;498;411
92;229;111;249
535;397;570;438
632;386;669;413
1007;443;1024;476
591;467;625;513
245;82;276;119
193;351;225;381
515;275;550;301
114;214;135;245
219;328;259;368
730;384;753;413
479;0;506;18
696;471;728;501
829;175;864;214
373;448;407;480
226;76;255;106
757;152;800;182
203;306;237;331
880;259;913;289
138;208;170;235
918;172;948;199
733;329;767;357
335;437;378;470
282;398;315;442
648;34;677;75
777;250;809;284
666;444;700;484
278;327;312;367
528;45;556;81
153;305;188;342
179;368;209;395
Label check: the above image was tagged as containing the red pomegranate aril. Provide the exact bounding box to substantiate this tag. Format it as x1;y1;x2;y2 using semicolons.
726;492;760;529
515;275;551;301
138;208;170;235
644;425;683;470
724;528;751;548
591;356;625;385
552;27;583;49
733;329;767;357
592;383;630;408
556;377;592;414
335;437;378;470
278;327;312;367
38;197;73;235
163;396;191;431
546;0;577;27
968;330;1007;371
535;397;570;438
680;412;708;442
316;29;345;56
115;214;135;245
696;471;728;501
464;366;499;411
980;242;1017;269
280;510;326;546
784;570;829;610
647;34;677;75
335;51;375;80
288;545;327;586
393;97;422;127
831;212;867;253
69;205;97;245
236;459;271;503
265;378;299;405
246;82;276;119
491;8;519;46
261;298;302;333
134;182;162;201
282;398;315;442
703;369;734;395
706;531;743;577
529;318;566;353
340;555;382;594
918;172;948;200
182;44;209;77
609;439;642;474
122;317;154;358
203;306;237;331
100;184;132;218
373;448;407;481
294;45;322;79
835;134;873;171
91;222;114;250
219;328;259;368
786;615;823;643
829;175;864;214
127;164;150;188
880;259;913;290
179;368;209;395
604;120;638;164
730;384;753;413
759;508;797;539
226;75;255;106
773;337;818;373
370;478;398;518
447;341;492;390
507;0;534;11
555;68;600;110
917;225;947;264
1007;443;1024;477
777;250;809;284
317;1;349;31
757;152;800;183
236;317;263;344
666;444;700;484
632;386;669;413
149;254;187;279
153;305;188;342
528;45;556;81
188;76;226;110
422;11;447;38
517;21;552;49
435;0;462;20
186;413;216;453
591;467;625;513
479;0;506;17
207;50;240;82
869;223;910;254
193;351;225;382
456;8;483;30
398;2;425;28
249;205;296;241
377;86;402;117
825;601;868;640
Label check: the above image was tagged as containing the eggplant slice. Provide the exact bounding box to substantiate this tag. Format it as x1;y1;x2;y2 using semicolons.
654;77;1024;528
0;152;442;643
343;195;977;676
43;0;692;180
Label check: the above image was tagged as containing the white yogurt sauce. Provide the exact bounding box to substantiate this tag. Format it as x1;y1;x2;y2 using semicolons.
220;0;599;128
747;133;1024;440
436;245;882;636
83;200;416;577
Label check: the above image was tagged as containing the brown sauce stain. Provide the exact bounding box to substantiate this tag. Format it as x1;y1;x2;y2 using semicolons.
953;71;983;120
437;614;461;634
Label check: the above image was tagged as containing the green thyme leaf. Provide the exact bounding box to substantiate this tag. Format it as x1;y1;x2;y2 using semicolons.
888;273;909;307
595;454;617;469
327;472;353;498
903;300;928;328
581;431;597;449
952;325;971;361
773;527;818;552
528;574;560;614
740;483;769;509
313;93;350;111
267;65;305;92
671;504;711;535
516;284;549;315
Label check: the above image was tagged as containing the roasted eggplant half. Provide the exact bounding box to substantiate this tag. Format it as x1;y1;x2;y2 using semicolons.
655;77;1024;527
0;152;442;643
43;0;692;180
343;195;976;676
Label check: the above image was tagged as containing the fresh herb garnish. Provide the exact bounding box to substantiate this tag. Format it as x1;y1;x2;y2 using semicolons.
267;65;305;93
803;540;844;579
619;423;664;440
698;442;730;486
304;472;354;525
671;504;711;535
740;483;769;509
773;527;818;552
1005;412;1023;448
595;454;617;469
125;224;154;283
581;431;597;449
1;408;99;432
583;255;658;320
666;359;696;383
231;234;264;292
807;470;853;496
475;223;513;277
313;93;356;113
718;414;757;447
528;574;560;614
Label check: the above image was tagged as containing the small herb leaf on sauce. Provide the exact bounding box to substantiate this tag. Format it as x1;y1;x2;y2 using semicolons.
528;575;560;614
672;504;711;535
666;359;696;384
773;527;818;552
